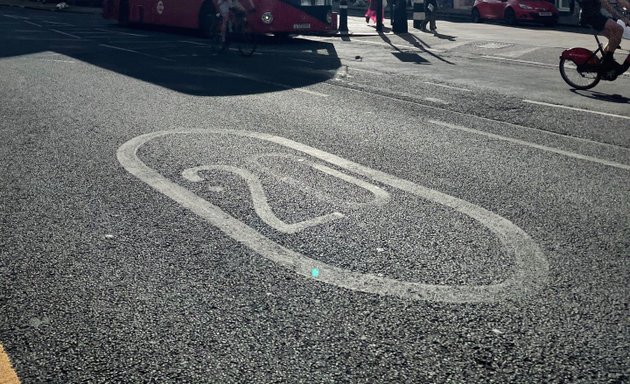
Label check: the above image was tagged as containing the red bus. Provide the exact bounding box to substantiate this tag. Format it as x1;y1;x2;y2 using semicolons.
102;0;338;36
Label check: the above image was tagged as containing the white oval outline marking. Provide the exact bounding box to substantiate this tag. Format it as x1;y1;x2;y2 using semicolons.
117;129;549;303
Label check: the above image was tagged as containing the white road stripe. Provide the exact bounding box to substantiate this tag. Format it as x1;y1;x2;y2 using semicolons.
424;97;449;104
179;40;208;46
99;44;175;61
290;58;315;64
423;81;471;92
207;68;329;97
429;119;630;171
94;28;148;36
349;67;382;75
339;80;627;152
49;28;81;39
42;20;74;26
23;20;42;27
502;46;541;58
481;55;555;68
523;99;630;121
40;59;76;63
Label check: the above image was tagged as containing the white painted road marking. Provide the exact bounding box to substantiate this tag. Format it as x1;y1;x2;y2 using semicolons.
99;44;175;62
179;40;208;46
49;28;81;39
94;28;148;36
480;55;555;68
42;20;74;26
207;68;329;97
118;129;548;303
246;153;391;209
423;97;449;105
23;20;41;27
182;164;345;234
523;99;630;121
429;120;630;171
423;81;472;92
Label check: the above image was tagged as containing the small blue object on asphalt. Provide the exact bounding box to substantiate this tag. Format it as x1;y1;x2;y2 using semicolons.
311;268;320;278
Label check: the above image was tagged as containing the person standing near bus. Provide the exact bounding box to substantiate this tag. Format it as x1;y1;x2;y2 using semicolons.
365;0;386;24
217;0;256;44
419;0;437;33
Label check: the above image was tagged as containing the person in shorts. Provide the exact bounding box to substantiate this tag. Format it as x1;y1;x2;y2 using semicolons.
579;0;630;74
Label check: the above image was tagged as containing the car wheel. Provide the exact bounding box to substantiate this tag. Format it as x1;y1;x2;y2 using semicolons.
472;8;482;23
504;8;517;25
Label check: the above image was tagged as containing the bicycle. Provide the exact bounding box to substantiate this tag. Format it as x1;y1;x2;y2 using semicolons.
201;7;257;56
559;12;630;89
559;32;630;89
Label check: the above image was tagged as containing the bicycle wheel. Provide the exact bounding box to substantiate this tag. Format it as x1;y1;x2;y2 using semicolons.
235;27;257;57
559;57;601;90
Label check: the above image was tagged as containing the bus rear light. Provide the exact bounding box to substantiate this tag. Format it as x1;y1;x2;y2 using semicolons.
261;12;273;24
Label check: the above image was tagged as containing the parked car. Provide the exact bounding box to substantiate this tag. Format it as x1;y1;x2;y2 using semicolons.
471;0;559;26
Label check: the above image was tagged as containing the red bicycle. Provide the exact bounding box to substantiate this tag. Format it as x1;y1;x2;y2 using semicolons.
559;34;630;90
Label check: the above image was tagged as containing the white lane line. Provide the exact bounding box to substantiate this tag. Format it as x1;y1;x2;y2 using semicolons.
502;46;541;58
42;20;74;26
523;99;630;121
4;14;29;19
429;119;630;171
423;81;471;92
99;44;175;61
207;68;329;97
118;129;549;303
338;79;628;152
481;55;555;68
23;20;42;27
49;28;81;39
100;44;137;53
290;58;315;64
179;40;208;46
39;59;76;63
94;28;148;36
424;97;449;105
349;67;382;75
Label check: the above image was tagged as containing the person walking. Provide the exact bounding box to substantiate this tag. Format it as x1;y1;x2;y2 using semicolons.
365;0;386;24
420;0;437;33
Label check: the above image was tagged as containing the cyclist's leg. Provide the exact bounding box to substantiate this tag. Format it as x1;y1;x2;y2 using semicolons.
598;18;624;73
601;18;624;54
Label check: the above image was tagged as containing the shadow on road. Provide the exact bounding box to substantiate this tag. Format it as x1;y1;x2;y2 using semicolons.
0;15;342;97
571;89;630;102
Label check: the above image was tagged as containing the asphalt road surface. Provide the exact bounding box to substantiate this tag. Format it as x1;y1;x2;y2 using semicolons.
1;7;629;383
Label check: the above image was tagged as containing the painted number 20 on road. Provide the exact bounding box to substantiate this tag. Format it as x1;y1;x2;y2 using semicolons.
117;129;548;303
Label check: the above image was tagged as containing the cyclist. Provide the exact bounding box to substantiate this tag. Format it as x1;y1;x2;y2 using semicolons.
216;0;255;45
579;0;630;76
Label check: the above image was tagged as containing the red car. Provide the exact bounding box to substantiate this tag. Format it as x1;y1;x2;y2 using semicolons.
471;0;559;26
